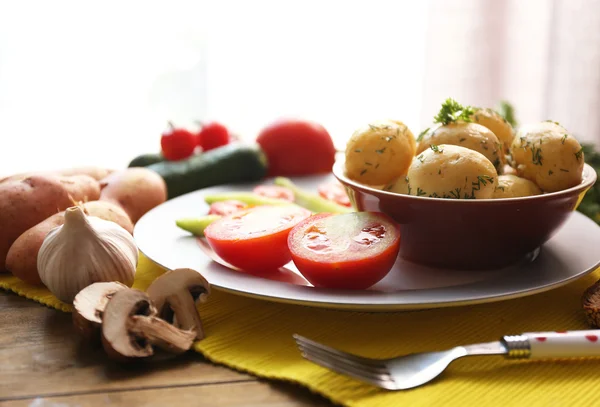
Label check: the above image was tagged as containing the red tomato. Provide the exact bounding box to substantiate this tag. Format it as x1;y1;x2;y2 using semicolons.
204;205;312;273
160;123;197;161
288;212;400;289
198;122;230;151
208;200;248;216
253;185;294;202
317;181;352;207
256;119;336;176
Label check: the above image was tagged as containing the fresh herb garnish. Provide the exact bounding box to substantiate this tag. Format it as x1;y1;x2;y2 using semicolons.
549;170;554;176
430;192;439;198
561;134;568;144
416;188;427;196
560;168;569;172
575;147;584;161
449;188;461;199
531;146;543;165
496;100;518;127
375;147;386;154
365;162;372;166
417;128;430;142
417;154;425;163
459;137;466;142
354;149;362;153
360;169;367;176
430;144;444;153
433;98;475;125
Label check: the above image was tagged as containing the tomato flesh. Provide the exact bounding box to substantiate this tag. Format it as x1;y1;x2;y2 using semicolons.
208;200;247;216
317;181;351;207
253;185;295;202
288;212;400;289
204;205;311;273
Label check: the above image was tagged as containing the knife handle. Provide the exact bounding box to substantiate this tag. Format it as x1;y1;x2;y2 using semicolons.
503;330;600;359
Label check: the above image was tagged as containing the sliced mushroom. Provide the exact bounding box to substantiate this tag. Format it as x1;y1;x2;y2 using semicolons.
583;279;600;328
101;288;196;360
146;268;211;340
72;281;128;342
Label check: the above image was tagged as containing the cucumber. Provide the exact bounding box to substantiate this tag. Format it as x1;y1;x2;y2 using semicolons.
176;215;221;236
204;192;291;206
147;143;269;199
128;153;165;168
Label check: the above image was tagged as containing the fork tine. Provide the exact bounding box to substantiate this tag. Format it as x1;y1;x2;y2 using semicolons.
300;351;398;390
296;343;391;376
293;334;385;367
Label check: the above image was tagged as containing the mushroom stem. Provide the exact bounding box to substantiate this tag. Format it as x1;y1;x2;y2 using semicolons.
167;293;205;340
128;315;196;354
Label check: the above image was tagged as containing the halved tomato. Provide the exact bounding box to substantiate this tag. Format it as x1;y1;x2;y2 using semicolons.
318;181;351;207
208;200;248;216
288;212;400;289
253;185;295;202
204;205;312;273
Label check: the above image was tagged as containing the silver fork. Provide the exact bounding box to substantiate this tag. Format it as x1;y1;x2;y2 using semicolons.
293;330;600;390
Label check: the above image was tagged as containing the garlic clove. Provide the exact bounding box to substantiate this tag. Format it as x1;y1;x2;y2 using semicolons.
38;206;138;303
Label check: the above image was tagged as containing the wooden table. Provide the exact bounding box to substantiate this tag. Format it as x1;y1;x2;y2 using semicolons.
0;292;332;406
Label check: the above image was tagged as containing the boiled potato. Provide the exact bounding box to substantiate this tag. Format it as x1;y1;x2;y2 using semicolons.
416;122;504;173
407;144;498;199
493;175;542;199
470;108;514;153
345;120;416;185
382;176;410;195
510;121;584;192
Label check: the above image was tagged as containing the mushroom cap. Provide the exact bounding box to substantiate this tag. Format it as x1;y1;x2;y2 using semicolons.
72;281;128;341
101;289;156;359
147;268;211;312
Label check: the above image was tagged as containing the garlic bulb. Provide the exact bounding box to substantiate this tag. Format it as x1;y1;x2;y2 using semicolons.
38;206;138;303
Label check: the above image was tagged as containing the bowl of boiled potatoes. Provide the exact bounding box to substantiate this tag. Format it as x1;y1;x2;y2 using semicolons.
333;98;597;270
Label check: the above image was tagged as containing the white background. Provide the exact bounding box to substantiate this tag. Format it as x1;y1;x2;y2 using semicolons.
0;1;429;176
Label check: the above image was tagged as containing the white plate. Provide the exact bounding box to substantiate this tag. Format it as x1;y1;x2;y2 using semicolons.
134;174;600;311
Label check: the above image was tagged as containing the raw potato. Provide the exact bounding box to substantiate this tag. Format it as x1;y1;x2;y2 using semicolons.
100;168;167;224
470;108;514;153
345;120;416;185
6;201;134;285
510;121;584;192
0;174;101;271
1;167;114;183
493;175;542;199
407;144;498;199
416;122;504;172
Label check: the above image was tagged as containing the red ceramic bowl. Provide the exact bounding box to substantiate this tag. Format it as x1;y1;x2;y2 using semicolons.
333;158;597;270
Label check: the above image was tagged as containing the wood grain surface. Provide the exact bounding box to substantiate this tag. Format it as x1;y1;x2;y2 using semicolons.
0;292;331;406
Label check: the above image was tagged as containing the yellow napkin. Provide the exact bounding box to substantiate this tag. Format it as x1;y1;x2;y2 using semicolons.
2;254;600;407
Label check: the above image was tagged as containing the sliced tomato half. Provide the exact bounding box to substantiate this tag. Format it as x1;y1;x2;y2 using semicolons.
204;205;312;274
288;212;400;289
253;185;295;202
208;200;248;216
317;181;352;207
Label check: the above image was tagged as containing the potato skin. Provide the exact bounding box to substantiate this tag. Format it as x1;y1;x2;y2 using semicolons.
6;201;133;285
383;176;410;195
493;175;542;199
471;108;514;153
345;120;416;185
510;121;584;192
99;168;167;224
407;144;498;199
1;167;114;183
0;174;100;271
417;122;504;172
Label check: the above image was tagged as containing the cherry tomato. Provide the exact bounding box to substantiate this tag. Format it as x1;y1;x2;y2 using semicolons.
256;119;336;176
288;212;400;289
253;185;294;202
204;205;312;273
160;123;197;161
208;200;248;216
198;122;230;151
317;181;352;207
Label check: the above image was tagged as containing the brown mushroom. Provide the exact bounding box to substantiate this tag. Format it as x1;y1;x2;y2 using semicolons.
146;268;211;340
101;288;196;360
583;279;600;328
72;281;128;342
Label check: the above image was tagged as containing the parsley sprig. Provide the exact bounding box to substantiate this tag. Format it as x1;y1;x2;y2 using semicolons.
433;98;475;125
